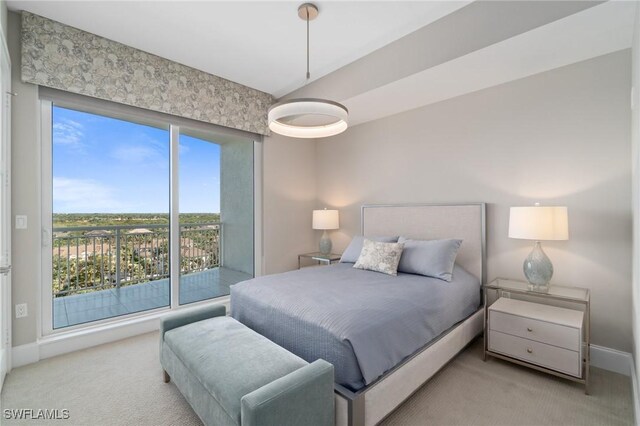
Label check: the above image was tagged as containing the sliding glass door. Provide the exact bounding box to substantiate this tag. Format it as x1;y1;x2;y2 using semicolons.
177;133;222;304
50;106;171;328
43;101;255;332
178;131;254;305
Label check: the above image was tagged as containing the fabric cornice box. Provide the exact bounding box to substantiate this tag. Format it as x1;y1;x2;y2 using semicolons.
20;12;274;135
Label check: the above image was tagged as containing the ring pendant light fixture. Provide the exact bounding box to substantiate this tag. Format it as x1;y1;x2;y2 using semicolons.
268;3;349;139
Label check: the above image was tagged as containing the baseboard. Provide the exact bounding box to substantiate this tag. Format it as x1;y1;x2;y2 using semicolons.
9;317;635;380
38;311;161;360
590;344;633;376
629;357;640;426
11;342;39;368
11;298;231;369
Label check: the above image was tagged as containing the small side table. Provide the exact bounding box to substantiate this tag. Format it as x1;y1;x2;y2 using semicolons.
483;278;590;393
298;252;341;269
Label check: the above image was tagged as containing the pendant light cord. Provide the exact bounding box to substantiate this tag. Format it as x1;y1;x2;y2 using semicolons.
306;7;310;80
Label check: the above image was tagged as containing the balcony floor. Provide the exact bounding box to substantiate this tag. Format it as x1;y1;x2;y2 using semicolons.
53;267;252;329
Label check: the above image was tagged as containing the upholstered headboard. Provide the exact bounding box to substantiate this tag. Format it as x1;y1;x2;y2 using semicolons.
361;203;486;284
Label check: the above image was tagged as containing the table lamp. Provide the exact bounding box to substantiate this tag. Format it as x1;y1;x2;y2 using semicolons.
508;204;569;292
312;209;339;255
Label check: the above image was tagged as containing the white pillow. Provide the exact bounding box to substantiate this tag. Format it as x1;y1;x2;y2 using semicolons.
353;239;405;276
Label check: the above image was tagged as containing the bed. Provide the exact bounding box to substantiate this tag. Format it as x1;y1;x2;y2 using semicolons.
231;203;486;426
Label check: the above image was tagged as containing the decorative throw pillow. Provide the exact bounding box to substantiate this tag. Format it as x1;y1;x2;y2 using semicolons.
397;237;463;282
340;235;399;263
353;239;405;276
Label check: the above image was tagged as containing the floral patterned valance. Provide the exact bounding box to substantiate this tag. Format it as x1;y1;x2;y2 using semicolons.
21;12;273;136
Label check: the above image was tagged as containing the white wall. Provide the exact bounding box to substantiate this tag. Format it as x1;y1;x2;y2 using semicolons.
262;133;316;274
7;11;40;347
315;51;632;352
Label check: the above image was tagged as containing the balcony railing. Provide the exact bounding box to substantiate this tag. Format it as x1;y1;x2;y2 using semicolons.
52;222;222;297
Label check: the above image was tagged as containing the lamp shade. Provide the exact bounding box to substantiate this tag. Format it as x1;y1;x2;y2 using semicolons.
312;209;339;230
509;206;569;241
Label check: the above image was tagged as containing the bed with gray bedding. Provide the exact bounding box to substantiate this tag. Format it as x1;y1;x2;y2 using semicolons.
230;262;480;391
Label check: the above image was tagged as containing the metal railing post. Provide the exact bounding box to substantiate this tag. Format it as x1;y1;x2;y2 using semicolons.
219;224;223;267
115;228;121;289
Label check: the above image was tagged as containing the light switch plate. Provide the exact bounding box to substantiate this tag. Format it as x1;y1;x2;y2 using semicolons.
15;215;27;229
15;303;27;318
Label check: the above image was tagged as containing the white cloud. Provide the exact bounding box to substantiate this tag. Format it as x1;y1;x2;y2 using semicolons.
53;119;84;147
110;145;160;163
110;133;169;165
53;177;123;213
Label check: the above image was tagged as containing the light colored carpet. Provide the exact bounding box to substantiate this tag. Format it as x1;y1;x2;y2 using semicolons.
0;332;633;426
381;341;633;426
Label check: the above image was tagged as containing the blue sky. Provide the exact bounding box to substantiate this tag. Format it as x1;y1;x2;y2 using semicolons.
52;106;221;214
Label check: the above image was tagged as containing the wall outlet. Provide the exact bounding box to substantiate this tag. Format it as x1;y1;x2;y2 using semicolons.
501;291;511;299
15;303;27;318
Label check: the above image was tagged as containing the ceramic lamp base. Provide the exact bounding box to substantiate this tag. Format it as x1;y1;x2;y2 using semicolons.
523;241;553;293
319;230;332;255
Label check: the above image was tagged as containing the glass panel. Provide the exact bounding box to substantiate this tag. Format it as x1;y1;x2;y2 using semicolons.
487;278;589;302
178;132;253;305
51;105;170;328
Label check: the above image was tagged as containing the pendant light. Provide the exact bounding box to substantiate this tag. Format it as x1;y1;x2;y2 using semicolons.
268;3;349;139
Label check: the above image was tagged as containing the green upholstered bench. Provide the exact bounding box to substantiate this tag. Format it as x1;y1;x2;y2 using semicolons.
160;304;335;426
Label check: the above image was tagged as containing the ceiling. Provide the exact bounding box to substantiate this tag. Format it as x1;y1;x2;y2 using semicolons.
6;0;471;97
7;1;634;129
342;0;636;126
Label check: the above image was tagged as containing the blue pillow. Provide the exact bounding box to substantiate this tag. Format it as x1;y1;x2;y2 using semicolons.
340;235;399;263
397;237;462;282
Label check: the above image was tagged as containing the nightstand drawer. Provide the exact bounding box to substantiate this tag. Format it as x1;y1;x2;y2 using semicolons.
489;330;581;377
489;310;581;351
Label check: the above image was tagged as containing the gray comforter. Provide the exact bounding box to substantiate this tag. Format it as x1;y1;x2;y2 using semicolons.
230;263;480;390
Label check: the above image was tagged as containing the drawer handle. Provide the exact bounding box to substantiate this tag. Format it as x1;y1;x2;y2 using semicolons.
527;327;533;332
526;348;533;354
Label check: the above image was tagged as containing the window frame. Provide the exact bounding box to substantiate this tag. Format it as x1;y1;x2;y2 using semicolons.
39;95;262;336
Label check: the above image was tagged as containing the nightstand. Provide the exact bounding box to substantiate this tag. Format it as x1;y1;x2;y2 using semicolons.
298;252;341;269
483;278;590;393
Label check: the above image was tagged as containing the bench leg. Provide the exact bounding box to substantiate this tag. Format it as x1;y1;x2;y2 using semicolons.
163;370;170;384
